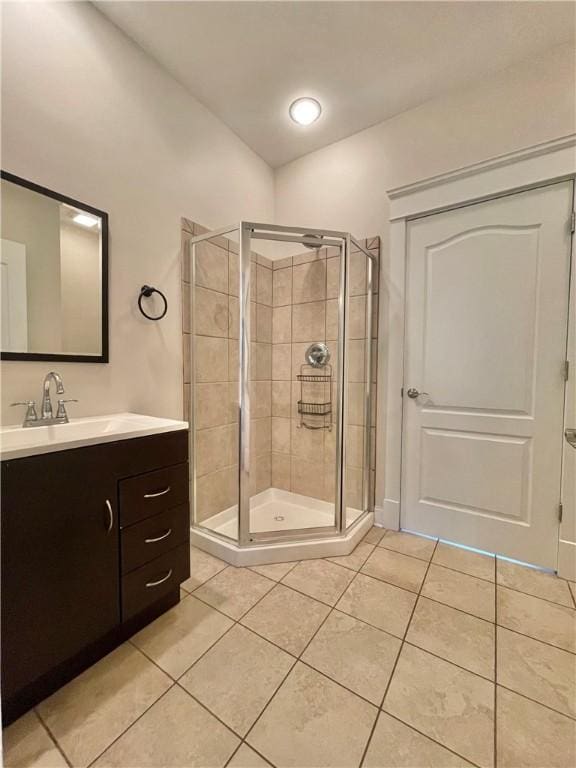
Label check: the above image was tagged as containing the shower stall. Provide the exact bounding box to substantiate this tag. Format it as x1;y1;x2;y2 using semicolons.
187;222;378;565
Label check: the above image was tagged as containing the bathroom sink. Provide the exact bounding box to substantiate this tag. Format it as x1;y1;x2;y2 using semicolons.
0;412;188;460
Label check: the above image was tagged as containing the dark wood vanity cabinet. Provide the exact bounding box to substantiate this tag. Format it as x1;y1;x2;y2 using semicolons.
1;429;189;724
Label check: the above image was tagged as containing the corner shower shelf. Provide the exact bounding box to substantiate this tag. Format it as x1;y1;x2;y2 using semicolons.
297;374;331;383
297;401;332;416
297;364;333;430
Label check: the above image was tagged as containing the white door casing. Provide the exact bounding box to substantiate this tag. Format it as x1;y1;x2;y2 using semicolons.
401;181;573;569
559;219;576;579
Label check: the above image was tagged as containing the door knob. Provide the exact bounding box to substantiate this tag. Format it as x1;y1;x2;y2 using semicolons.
406;388;429;399
566;429;576;449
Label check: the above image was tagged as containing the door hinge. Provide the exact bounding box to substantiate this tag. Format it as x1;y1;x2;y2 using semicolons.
571;211;575;234
401;387;404;398
558;503;563;523
564;361;570;381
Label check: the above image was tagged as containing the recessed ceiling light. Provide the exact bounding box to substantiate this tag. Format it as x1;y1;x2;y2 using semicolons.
73;213;99;228
289;97;322;126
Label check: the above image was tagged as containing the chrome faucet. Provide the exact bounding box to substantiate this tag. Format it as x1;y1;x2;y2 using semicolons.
42;371;65;419
11;371;77;427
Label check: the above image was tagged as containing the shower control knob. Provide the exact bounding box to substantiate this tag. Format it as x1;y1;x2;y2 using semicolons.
406;388;429;399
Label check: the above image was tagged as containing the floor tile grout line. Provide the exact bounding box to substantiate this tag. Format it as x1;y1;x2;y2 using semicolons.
28;541;571;768
377;538;576;608
378;527;575;588
331;601;410;642
181;557;230;594
401;638;494;683
355;567;426;599
296;657;383;709
415;592;496;626
354;562;431;596
33;707;72;768
173;566;307;678
148;614;238;685
416;591;574;655
140;572;292;768
241;567;367;759
495;621;576;655
496;681;576;723
326;543;377;572
423;557;496;584
277;572;357;609
358;561;497;623
365;537;495;768
360;538;440;768
85;683;176;768
495;581;576;611
225;741;275;768
425;560;497;587
190;564;278;619
240;615;331;747
375;532;438;563
134;620;283;757
331;571;576;657
380;710;484;768
126;612;266;732
568;581;576;609
248;560;300;580
174;679;256;742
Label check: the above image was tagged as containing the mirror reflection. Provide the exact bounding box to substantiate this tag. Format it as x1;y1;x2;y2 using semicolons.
0;174;107;360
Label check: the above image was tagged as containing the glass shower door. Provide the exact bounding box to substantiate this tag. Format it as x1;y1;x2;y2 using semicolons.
240;224;344;543
343;238;377;527
189;229;240;542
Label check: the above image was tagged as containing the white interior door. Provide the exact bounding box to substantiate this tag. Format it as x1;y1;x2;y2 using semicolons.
0;238;28;352
401;181;573;569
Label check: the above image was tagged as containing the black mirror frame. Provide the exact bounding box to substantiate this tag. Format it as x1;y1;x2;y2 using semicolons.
0;170;109;363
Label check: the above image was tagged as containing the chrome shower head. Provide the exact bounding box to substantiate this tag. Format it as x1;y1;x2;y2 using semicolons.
303;234;324;249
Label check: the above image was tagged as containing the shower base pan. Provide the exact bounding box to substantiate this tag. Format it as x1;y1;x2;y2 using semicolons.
190;487;374;567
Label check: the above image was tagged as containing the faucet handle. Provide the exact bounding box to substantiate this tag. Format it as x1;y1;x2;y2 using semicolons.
56;399;78;420
11;401;38;424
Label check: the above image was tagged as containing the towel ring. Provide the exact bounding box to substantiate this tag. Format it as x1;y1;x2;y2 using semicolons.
138;285;168;321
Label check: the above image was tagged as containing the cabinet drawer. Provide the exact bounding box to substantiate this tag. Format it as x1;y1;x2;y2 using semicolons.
122;543;190;622
121;504;189;574
119;463;188;527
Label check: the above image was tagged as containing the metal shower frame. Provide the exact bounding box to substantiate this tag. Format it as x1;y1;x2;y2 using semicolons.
188;221;377;547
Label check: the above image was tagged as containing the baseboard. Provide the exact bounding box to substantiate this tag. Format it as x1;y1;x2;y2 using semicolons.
558;538;576;581
375;499;400;530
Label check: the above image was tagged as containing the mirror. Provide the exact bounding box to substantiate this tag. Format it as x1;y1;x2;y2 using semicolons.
0;171;108;362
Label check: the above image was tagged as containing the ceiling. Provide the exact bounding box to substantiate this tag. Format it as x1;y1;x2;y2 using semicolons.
96;1;575;168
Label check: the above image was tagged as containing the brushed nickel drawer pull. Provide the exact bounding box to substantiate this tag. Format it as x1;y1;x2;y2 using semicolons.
105;499;114;533
146;569;173;588
145;528;172;544
143;486;171;499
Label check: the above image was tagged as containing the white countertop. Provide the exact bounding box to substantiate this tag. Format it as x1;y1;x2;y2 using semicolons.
0;412;189;461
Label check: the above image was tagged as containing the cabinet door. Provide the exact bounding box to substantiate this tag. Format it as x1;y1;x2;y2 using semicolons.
1;444;120;699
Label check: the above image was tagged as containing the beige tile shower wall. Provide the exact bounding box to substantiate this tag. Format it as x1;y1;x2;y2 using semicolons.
182;220;273;525
249;255;274;498
270;239;379;509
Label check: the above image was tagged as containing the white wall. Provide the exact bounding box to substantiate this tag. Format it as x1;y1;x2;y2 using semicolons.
275;42;576;515
0;1;274;424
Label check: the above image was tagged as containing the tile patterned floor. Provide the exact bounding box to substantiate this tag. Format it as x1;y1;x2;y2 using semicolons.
4;529;576;768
